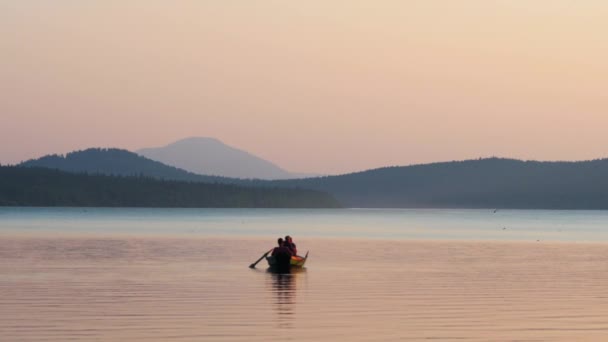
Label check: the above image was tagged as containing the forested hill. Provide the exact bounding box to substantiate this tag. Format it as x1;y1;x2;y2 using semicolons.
16;150;608;209
269;158;608;209
0;166;340;208
20;148;230;182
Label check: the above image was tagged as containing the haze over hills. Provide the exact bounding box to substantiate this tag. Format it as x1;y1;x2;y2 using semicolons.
17;147;608;209
137;137;310;180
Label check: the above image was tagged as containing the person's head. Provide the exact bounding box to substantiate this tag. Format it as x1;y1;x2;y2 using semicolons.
277;238;284;246
285;235;292;243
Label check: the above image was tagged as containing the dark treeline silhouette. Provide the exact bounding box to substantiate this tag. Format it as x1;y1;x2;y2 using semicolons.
0;166;340;208
18;149;608;209
269;158;608;209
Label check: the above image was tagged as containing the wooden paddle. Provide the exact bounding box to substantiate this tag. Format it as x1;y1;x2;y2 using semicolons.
249;249;272;268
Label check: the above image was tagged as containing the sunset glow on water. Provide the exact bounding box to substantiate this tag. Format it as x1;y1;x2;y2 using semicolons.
3;209;608;341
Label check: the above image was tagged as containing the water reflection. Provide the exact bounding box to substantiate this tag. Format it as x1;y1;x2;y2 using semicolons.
265;268;305;328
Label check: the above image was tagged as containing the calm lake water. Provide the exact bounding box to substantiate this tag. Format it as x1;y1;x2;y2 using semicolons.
3;208;608;341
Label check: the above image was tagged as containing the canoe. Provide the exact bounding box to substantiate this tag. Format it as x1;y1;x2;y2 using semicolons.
266;251;309;269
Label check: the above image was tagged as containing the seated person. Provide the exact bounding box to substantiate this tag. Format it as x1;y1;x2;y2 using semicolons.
284;235;297;256
272;238;293;269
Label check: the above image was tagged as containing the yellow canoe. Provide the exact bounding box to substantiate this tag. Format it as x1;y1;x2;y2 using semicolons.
290;253;308;267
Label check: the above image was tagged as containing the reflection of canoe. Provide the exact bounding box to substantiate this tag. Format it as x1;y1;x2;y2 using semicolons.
266;251;309;269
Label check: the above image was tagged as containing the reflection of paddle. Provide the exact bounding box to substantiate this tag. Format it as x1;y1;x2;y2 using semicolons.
249;249;273;268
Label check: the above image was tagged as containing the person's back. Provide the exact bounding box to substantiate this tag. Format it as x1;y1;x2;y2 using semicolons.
272;238;292;270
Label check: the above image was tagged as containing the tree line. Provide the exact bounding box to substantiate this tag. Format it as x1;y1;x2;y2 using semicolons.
269;158;608;209
0;166;341;208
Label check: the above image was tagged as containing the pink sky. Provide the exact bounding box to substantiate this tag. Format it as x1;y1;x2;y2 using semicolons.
1;1;607;174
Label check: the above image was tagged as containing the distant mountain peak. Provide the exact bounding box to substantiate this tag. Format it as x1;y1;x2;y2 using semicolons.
159;137;246;155
170;137;223;146
137;137;297;180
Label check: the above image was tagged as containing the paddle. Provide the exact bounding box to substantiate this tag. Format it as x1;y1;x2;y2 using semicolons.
249;249;273;268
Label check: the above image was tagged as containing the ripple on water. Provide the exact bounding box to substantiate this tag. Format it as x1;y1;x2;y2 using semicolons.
2;237;608;341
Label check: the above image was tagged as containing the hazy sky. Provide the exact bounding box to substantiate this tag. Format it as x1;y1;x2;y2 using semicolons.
1;1;607;174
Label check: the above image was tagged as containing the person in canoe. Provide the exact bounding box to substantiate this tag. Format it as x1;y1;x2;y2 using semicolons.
271;238;293;270
284;235;297;256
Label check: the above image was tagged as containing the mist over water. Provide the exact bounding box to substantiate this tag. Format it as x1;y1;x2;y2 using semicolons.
3;208;608;341
3;207;608;242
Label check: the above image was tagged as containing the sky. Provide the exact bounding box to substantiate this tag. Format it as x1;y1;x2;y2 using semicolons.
1;1;607;174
